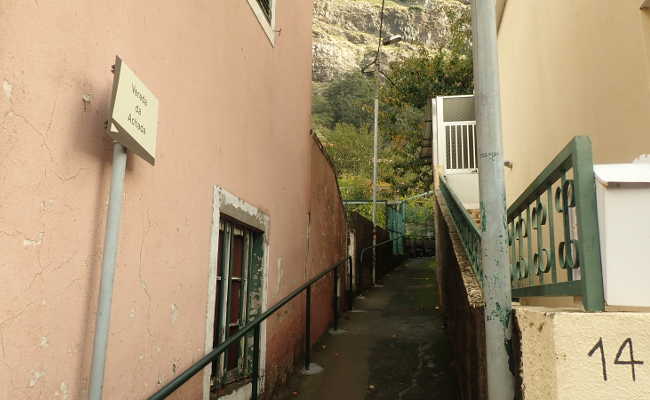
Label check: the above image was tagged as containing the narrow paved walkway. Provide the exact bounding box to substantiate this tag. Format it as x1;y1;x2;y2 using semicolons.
273;258;458;400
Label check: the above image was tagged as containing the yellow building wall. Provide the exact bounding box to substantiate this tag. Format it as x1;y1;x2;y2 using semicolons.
516;307;650;400
498;0;650;202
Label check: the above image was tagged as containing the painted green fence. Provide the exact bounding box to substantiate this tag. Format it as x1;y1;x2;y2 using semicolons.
439;136;604;311
439;175;483;284
507;136;604;311
386;202;405;255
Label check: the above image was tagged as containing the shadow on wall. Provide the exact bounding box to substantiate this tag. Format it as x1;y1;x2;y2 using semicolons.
69;81;116;400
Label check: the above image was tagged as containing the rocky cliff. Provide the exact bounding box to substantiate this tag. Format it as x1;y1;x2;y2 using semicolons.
312;0;468;82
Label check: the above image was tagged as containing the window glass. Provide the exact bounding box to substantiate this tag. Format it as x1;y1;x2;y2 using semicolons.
256;0;272;22
211;217;263;391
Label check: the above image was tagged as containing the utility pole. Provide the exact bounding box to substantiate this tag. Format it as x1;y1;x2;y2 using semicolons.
470;1;515;399
372;49;380;286
370;0;401;285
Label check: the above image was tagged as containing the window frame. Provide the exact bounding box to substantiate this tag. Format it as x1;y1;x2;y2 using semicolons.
247;0;277;46
204;186;269;400
212;217;261;387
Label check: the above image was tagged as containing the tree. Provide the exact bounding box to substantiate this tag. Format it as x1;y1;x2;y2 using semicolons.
381;46;472;109
377;102;430;196
313;72;374;129
338;173;372;200
377;5;473;198
381;5;472;109
318;123;373;176
312;4;473;228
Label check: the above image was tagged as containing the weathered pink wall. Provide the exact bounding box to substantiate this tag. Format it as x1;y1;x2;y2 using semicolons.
305;135;347;346
0;1;342;399
263;135;348;394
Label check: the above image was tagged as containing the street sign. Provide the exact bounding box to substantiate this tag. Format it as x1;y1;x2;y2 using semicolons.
108;56;159;165
90;56;160;400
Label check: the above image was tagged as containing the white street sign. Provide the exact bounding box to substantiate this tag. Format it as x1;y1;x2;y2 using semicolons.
108;56;159;165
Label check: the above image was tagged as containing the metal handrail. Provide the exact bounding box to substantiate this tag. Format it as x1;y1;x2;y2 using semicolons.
438;177;481;237
358;236;404;266
345;236;404;307
148;256;351;400
438;175;483;283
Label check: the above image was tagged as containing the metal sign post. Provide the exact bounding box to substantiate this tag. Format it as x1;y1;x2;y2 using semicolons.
88;142;127;400
89;56;159;400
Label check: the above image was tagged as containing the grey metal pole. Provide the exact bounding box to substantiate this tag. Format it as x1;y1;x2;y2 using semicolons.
470;1;515;399
372;93;378;286
370;0;394;285
89;142;128;400
400;202;405;255
372;44;381;286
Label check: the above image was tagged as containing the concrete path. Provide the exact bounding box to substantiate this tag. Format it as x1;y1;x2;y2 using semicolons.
272;258;458;400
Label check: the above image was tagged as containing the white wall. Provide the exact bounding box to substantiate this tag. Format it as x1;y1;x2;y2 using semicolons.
446;174;480;210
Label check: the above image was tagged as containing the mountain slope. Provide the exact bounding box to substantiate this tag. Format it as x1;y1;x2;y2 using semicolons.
312;0;469;82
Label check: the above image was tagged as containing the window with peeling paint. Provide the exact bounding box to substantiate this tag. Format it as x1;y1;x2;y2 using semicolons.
211;216;264;392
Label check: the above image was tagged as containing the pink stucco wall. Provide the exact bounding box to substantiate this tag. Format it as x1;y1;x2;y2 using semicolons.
305;135;348;345
263;135;348;394
0;1;345;399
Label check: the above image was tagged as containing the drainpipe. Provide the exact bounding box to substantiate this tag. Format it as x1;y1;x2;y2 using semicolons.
470;1;515;399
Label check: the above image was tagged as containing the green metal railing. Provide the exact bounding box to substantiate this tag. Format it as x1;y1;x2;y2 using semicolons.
438;176;483;284
507;136;604;311
354;236;404;297
358;236;403;266
386;203;406;255
438;137;605;311
147;256;351;400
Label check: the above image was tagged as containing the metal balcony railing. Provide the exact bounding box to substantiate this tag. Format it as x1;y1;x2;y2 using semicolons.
438;175;483;284
439;136;605;311
443;121;479;174
507;136;604;311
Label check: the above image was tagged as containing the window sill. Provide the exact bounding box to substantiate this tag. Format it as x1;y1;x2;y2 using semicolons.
212;378;252;398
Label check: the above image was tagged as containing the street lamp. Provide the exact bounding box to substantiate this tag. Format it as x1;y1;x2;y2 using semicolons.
371;26;402;286
382;34;403;46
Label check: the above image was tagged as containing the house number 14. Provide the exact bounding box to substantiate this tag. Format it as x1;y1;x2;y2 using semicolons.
588;338;644;381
